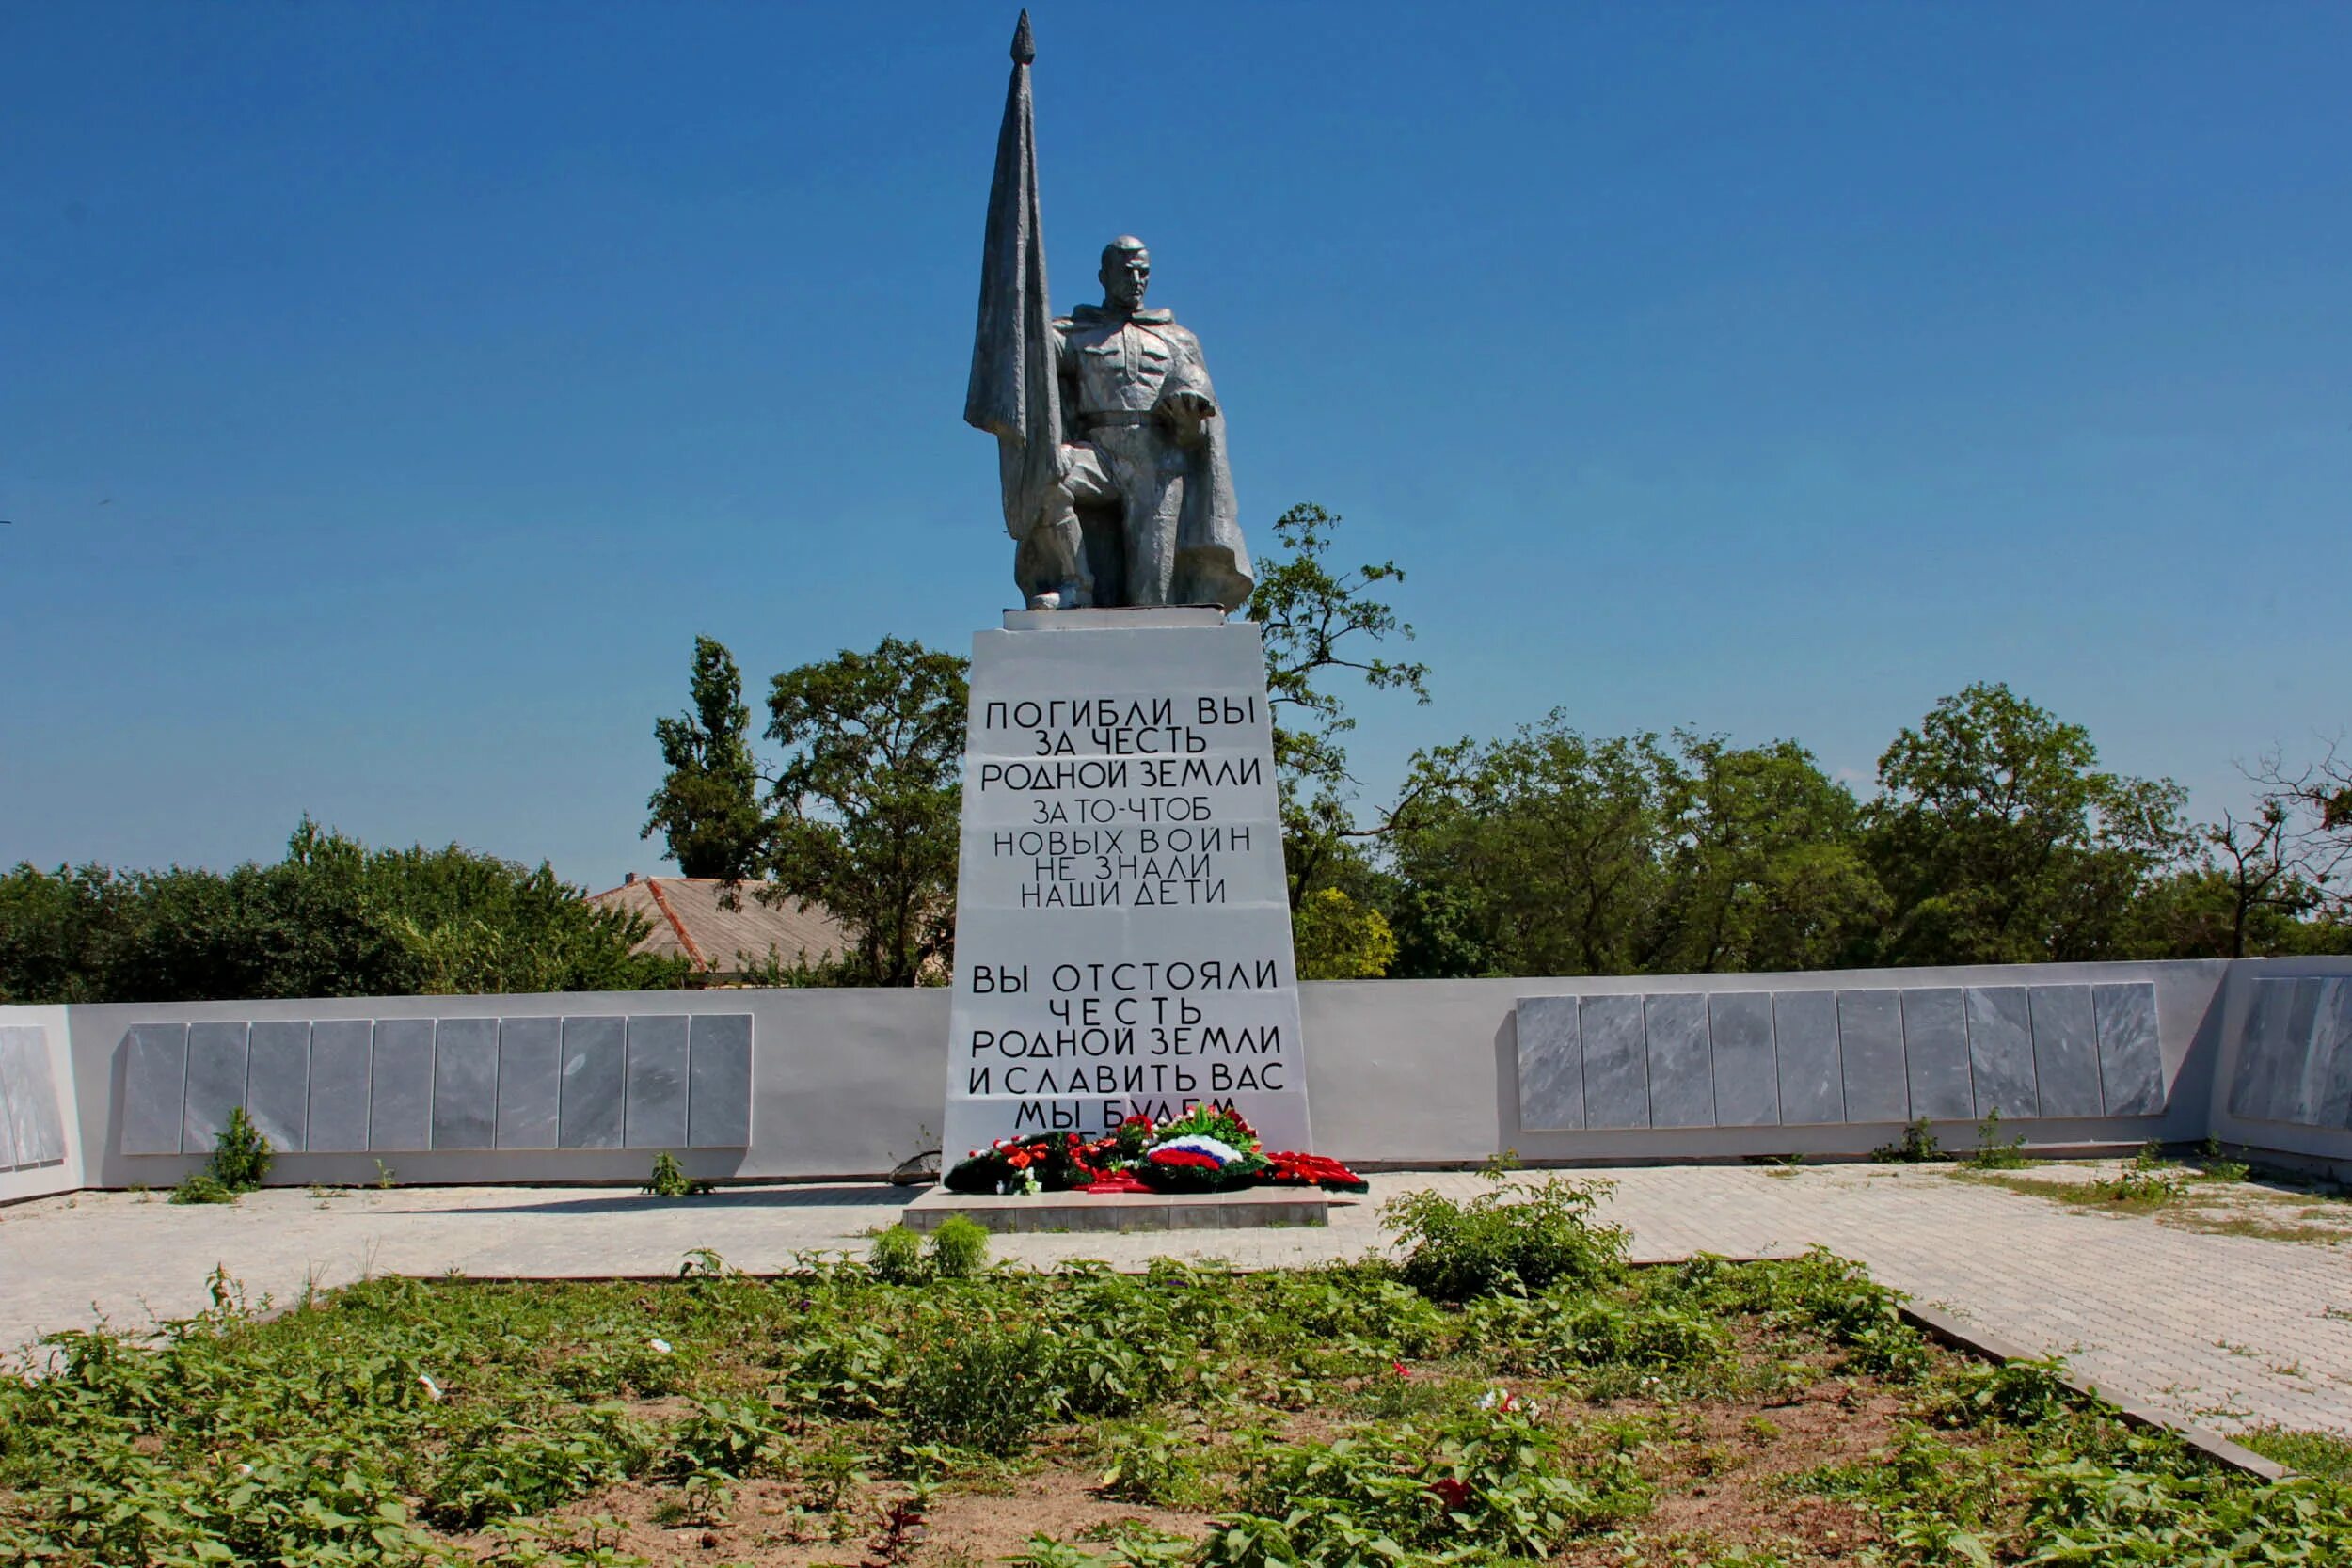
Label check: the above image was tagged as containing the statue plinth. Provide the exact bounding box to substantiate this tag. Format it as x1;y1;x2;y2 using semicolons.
939;611;1313;1166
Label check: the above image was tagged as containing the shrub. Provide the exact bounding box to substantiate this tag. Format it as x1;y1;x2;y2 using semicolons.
927;1214;991;1279
902;1325;1057;1453
168;1172;238;1205
1963;1108;2029;1169
868;1223;927;1282
1380;1176;1628;1301
210;1106;274;1190
1871;1117;1942;1163
643;1151;712;1196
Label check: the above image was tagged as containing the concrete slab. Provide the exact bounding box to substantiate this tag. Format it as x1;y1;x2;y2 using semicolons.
902;1185;1335;1234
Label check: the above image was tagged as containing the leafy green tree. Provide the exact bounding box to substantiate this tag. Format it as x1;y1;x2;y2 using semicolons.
1864;683;2185;965
1291;887;1399;979
763;636;967;986
643;635;769;879
0;819;683;1004
1248;503;1429;905
1385;719;1884;978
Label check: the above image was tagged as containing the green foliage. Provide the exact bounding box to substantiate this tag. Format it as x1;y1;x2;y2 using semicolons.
1289;886;1397;978
426;1406;653;1527
1867;681;2186;965
1871;1116;1943;1163
641;1152;712;1197
661;1397;785;1478
901;1325;1058;1454
642;634;769;880
763;635;966;985
1247;502;1432;906
206;1105;275;1191
1096;1421;1215;1508
925;1213;991;1279
1963;1107;2029;1169
2238;1425;2352;1481
1380;1175;1629;1302
1387;720;1884;978
0;818;687;1005
866;1223;927;1283
168;1170;238;1204
2090;1166;2191;1205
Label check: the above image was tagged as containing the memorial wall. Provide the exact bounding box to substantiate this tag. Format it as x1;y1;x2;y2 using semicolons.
5;954;2348;1201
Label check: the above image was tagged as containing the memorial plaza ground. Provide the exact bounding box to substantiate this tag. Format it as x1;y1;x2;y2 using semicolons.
4;1160;2347;1441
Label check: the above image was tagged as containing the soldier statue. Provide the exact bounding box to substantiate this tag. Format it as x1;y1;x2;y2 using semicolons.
964;19;1253;612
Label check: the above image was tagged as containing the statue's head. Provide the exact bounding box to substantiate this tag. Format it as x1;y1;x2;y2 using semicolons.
1100;236;1150;313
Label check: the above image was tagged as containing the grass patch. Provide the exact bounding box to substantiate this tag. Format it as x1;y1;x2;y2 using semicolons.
3;1183;2347;1566
2239;1425;2352;1481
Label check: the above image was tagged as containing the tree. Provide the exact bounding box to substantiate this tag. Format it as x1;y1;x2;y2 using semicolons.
1248;503;1429;905
0;819;684;1005
643;635;769;880
1865;683;2185;966
1291;888;1399;979
1384;718;1883;978
763;636;967;986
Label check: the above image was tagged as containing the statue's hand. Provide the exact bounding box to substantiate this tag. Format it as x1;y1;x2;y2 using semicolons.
1159;388;1216;444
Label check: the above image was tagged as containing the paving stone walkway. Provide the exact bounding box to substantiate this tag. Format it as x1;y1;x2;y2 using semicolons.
4;1164;2347;1436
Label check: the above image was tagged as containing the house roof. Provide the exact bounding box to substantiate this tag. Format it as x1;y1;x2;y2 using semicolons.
587;876;850;977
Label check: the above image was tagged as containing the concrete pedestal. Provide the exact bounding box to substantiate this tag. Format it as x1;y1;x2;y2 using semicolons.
903;1184;1336;1234
940;607;1313;1170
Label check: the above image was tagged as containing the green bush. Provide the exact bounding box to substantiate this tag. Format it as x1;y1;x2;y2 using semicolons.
1380;1176;1628;1301
1963;1108;2029;1169
642;1151;711;1196
210;1105;274;1189
867;1223;927;1283
902;1325;1057;1454
927;1213;991;1278
1871;1117;1943;1163
168;1171;238;1205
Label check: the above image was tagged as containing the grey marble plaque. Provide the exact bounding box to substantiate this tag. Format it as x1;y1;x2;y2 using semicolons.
1964;987;2037;1118
182;1022;251;1153
368;1018;435;1151
2029;985;2102;1118
496;1017;563;1149
1773;991;1844;1124
245;1021;311;1152
1836;991;1907;1124
1645;993;1715;1128
431;1018;499;1150
2283;977;2335;1128
122;1022;190;1156
2315;979;2352;1132
2227;979;2289;1121
688;1013;754;1148
1902;988;1974;1120
2093;982;2164;1117
1709;991;1779;1127
0;1026;62;1166
1581;994;1650;1129
559;1015;626;1148
1514;996;1585;1132
0;1040;18;1168
624;1014;691;1148
307;1020;374;1152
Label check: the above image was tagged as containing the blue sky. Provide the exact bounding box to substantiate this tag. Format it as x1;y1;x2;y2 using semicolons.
5;2;2347;891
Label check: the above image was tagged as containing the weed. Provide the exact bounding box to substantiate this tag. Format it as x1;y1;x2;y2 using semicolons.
1380;1174;1629;1301
210;1105;274;1190
373;1158;397;1188
2238;1425;2352;1481
902;1324;1057;1454
1871;1117;1943;1163
927;1213;991;1278
2132;1140;2180;1172
867;1222;926;1281
168;1171;238;1204
1962;1107;2030;1169
643;1151;713;1197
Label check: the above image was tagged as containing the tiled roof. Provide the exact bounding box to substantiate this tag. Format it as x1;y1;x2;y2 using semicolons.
587;877;850;977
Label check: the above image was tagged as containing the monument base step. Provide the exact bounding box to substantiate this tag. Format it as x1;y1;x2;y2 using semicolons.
902;1185;1340;1234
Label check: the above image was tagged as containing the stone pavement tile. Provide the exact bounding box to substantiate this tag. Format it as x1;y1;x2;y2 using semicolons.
4;1164;2348;1435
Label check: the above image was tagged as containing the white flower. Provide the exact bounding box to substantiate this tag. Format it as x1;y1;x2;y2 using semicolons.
418;1373;444;1402
646;1338;672;1355
1476;1388;1502;1410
